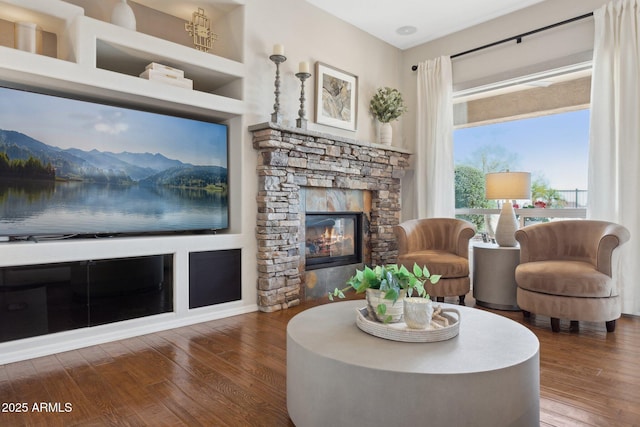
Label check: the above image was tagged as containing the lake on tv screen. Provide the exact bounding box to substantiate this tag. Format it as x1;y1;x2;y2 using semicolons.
0;182;229;235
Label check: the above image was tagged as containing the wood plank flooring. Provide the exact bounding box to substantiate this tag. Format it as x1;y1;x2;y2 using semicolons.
1;296;639;426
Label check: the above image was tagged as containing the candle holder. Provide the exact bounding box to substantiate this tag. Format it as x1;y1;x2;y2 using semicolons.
269;54;287;123
295;71;311;129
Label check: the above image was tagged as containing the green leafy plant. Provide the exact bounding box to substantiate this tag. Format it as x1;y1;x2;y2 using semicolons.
329;263;441;321
369;87;408;123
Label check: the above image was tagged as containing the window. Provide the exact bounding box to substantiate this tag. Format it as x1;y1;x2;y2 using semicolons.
453;69;591;233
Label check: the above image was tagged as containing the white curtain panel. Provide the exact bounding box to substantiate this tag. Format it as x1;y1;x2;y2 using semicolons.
415;56;455;219
588;0;640;315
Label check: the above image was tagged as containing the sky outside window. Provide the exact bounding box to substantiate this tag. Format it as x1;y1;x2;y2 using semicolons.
454;109;590;190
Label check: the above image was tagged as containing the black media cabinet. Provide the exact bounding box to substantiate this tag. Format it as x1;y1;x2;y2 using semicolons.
0;255;173;343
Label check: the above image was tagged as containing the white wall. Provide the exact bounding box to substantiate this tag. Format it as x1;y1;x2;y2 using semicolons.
399;0;610;220
243;0;403;143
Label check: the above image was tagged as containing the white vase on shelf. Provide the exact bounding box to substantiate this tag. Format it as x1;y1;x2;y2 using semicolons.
379;122;392;145
111;0;136;30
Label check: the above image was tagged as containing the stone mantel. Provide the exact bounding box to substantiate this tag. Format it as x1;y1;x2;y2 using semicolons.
250;122;412;312
248;122;413;155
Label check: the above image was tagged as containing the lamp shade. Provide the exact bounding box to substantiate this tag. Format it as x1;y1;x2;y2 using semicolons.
485;172;531;200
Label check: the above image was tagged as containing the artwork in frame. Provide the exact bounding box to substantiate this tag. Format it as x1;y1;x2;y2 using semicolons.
314;62;358;131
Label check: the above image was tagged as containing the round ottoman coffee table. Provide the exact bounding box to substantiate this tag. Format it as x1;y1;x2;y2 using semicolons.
287;300;539;427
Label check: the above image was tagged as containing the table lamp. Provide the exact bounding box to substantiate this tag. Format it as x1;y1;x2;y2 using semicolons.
485;171;531;247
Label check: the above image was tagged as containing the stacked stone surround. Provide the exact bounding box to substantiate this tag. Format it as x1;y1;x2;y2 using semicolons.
250;122;412;312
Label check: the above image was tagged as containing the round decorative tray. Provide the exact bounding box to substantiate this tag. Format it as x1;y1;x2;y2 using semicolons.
355;306;461;342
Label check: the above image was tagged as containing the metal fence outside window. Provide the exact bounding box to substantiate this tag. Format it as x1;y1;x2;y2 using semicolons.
455;189;588;234
555;189;588;208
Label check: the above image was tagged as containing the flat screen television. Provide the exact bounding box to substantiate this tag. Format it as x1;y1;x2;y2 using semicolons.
0;85;229;239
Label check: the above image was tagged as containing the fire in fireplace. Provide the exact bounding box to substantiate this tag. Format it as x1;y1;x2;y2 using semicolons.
305;212;362;269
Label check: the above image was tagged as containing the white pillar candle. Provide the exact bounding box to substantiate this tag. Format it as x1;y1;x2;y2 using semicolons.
14;22;41;54
298;61;309;73
273;44;284;56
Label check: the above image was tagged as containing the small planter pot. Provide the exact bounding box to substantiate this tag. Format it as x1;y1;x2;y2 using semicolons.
403;297;434;329
366;288;406;323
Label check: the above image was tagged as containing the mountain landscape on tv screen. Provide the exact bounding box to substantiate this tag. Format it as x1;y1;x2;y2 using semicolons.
0;129;227;187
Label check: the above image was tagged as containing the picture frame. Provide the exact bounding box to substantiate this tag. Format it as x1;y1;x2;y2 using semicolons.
314;62;358;131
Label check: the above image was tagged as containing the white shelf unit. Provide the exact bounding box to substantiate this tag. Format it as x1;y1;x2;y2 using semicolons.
0;0;252;364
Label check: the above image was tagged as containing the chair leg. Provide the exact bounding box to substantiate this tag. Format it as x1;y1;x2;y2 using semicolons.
570;320;579;332
550;318;560;332
458;295;466;306
606;320;616;333
522;310;531;319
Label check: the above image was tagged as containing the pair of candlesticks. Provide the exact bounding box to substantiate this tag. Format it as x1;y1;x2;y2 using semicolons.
269;46;311;129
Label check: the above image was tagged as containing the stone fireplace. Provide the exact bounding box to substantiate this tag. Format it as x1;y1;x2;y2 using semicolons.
250;122;411;312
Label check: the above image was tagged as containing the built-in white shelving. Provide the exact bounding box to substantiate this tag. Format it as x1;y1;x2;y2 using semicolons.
0;0;252;364
0;0;244;120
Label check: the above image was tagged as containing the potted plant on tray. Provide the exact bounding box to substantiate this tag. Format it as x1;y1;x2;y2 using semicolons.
328;263;440;323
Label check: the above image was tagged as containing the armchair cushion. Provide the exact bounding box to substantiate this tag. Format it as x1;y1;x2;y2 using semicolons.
398;250;470;278
515;260;614;298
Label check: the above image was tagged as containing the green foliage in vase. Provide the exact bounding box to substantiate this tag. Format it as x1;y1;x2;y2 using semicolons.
369;87;408;123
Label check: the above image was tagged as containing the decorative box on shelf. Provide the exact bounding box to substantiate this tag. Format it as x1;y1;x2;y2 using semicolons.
140;62;193;89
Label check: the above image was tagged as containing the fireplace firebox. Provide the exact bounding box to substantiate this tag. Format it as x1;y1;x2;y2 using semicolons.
305;212;362;270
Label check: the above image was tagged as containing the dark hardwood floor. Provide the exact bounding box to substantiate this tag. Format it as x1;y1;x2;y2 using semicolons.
1;295;639;426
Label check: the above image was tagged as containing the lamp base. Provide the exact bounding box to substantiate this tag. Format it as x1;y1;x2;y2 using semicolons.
495;202;518;247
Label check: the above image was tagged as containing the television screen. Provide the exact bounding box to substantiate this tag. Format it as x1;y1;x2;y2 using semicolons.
0;85;228;239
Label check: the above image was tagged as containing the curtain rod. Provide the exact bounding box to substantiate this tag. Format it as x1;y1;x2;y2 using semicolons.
410;12;594;71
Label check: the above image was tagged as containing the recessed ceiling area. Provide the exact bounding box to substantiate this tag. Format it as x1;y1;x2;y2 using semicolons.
133;0;240;19
305;0;547;50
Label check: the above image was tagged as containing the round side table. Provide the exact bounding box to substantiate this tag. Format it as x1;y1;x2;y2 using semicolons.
473;243;521;310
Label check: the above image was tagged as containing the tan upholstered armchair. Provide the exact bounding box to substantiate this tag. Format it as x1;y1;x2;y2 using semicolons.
515;220;630;333
394;218;476;305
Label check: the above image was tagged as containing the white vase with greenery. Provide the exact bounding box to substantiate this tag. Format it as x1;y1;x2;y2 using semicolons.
369;87;408;145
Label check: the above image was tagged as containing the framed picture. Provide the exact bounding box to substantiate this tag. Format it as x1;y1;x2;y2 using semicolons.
314;62;358;131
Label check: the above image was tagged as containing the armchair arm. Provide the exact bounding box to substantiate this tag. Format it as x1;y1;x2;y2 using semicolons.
394;224;411;256
453;221;476;259
514;228;534;263
597;223;630;276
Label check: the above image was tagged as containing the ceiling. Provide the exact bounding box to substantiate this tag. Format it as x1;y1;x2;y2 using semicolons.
305;0;547;50
132;1;546;50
